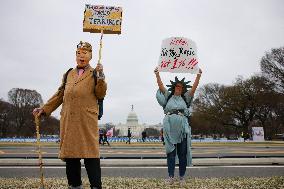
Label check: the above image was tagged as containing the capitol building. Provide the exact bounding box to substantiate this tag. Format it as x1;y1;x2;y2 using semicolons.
99;105;163;138
116;105;145;137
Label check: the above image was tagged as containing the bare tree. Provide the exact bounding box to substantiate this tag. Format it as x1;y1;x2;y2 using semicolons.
261;47;284;93
8;88;43;137
8;88;43;108
41;116;60;136
192;83;234;137
0;99;13;137
193;75;284;139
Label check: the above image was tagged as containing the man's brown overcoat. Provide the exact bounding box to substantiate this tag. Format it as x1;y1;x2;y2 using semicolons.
42;66;107;158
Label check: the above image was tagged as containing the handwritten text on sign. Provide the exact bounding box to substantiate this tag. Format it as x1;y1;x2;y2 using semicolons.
158;37;199;73
83;4;122;34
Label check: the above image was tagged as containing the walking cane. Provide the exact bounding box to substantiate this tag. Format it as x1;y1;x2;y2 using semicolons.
35;115;45;189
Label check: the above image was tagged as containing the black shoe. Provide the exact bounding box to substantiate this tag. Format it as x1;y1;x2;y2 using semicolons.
68;185;83;189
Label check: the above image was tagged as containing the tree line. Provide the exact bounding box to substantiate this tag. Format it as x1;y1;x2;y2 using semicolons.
191;47;284;140
0;47;283;139
0;88;59;137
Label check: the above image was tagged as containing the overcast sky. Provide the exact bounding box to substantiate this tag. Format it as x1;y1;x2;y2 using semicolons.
0;0;284;125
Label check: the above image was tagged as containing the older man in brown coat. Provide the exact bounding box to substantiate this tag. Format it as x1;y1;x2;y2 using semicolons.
33;41;107;189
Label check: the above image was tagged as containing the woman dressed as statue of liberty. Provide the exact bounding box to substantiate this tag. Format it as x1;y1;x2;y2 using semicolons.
154;67;202;185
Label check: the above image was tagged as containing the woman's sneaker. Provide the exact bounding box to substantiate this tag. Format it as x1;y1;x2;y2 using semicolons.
165;177;175;185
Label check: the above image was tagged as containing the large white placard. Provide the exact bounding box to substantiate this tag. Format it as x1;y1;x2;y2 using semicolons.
158;37;199;73
252;127;265;142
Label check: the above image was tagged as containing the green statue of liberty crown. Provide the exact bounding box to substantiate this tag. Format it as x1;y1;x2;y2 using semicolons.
166;76;192;95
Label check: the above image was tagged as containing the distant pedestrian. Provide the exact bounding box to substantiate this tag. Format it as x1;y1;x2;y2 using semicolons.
99;129;104;144
142;130;147;142
102;130;110;146
106;128;114;138
160;128;165;145
126;128;132;144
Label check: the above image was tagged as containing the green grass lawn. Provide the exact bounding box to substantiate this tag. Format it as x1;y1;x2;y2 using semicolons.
0;177;283;189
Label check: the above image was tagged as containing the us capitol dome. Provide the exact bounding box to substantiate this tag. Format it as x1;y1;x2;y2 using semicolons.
116;105;144;137
127;108;139;124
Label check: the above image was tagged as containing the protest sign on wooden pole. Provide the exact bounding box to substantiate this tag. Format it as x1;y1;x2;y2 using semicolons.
83;4;122;66
158;37;199;74
83;4;122;77
82;4;122;117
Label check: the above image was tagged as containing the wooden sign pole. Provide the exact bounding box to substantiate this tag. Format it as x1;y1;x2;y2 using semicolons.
98;30;104;65
97;30;104;77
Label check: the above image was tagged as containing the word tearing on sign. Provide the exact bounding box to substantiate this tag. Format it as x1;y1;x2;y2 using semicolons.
83;4;122;34
158;37;199;73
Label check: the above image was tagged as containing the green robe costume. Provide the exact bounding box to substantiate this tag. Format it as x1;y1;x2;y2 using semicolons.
156;89;193;165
